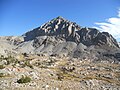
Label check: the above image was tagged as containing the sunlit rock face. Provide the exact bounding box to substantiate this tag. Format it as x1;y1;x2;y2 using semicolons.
23;16;81;43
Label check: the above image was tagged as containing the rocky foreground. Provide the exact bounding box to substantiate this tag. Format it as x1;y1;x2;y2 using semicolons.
0;54;120;90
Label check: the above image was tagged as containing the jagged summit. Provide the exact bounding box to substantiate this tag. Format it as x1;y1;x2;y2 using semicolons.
50;16;70;22
24;16;81;42
56;16;64;19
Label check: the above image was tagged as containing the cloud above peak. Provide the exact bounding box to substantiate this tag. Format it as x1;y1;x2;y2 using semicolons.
94;8;120;41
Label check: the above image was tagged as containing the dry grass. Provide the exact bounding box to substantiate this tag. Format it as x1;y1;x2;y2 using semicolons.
0;55;120;89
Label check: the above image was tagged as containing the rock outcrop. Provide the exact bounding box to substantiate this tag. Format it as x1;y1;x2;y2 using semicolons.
76;27;119;47
0;36;24;56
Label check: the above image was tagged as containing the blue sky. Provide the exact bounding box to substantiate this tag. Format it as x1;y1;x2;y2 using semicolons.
0;0;120;41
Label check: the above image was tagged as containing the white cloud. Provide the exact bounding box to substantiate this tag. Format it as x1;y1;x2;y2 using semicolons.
94;8;120;41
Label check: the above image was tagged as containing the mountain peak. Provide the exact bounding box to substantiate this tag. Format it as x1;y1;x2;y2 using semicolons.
50;16;69;23
50;16;66;22
23;17;119;48
24;16;81;41
1;16;120;62
56;16;64;19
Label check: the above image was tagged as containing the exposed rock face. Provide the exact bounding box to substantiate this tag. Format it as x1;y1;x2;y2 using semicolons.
0;36;24;45
23;16;81;43
0;36;24;56
77;28;119;47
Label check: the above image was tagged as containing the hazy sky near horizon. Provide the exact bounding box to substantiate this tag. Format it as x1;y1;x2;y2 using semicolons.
0;0;120;41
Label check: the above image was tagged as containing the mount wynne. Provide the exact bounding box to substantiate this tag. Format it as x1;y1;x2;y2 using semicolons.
0;16;120;61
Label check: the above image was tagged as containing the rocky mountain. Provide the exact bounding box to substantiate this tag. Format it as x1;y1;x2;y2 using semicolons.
18;16;119;61
0;16;120;61
23;16;119;48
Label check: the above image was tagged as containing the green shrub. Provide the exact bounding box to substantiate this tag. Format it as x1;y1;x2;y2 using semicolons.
57;73;64;81
17;76;31;84
21;60;33;69
5;55;16;65
0;55;4;61
25;61;33;69
0;55;4;60
0;73;5;77
0;65;5;69
0;55;19;66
